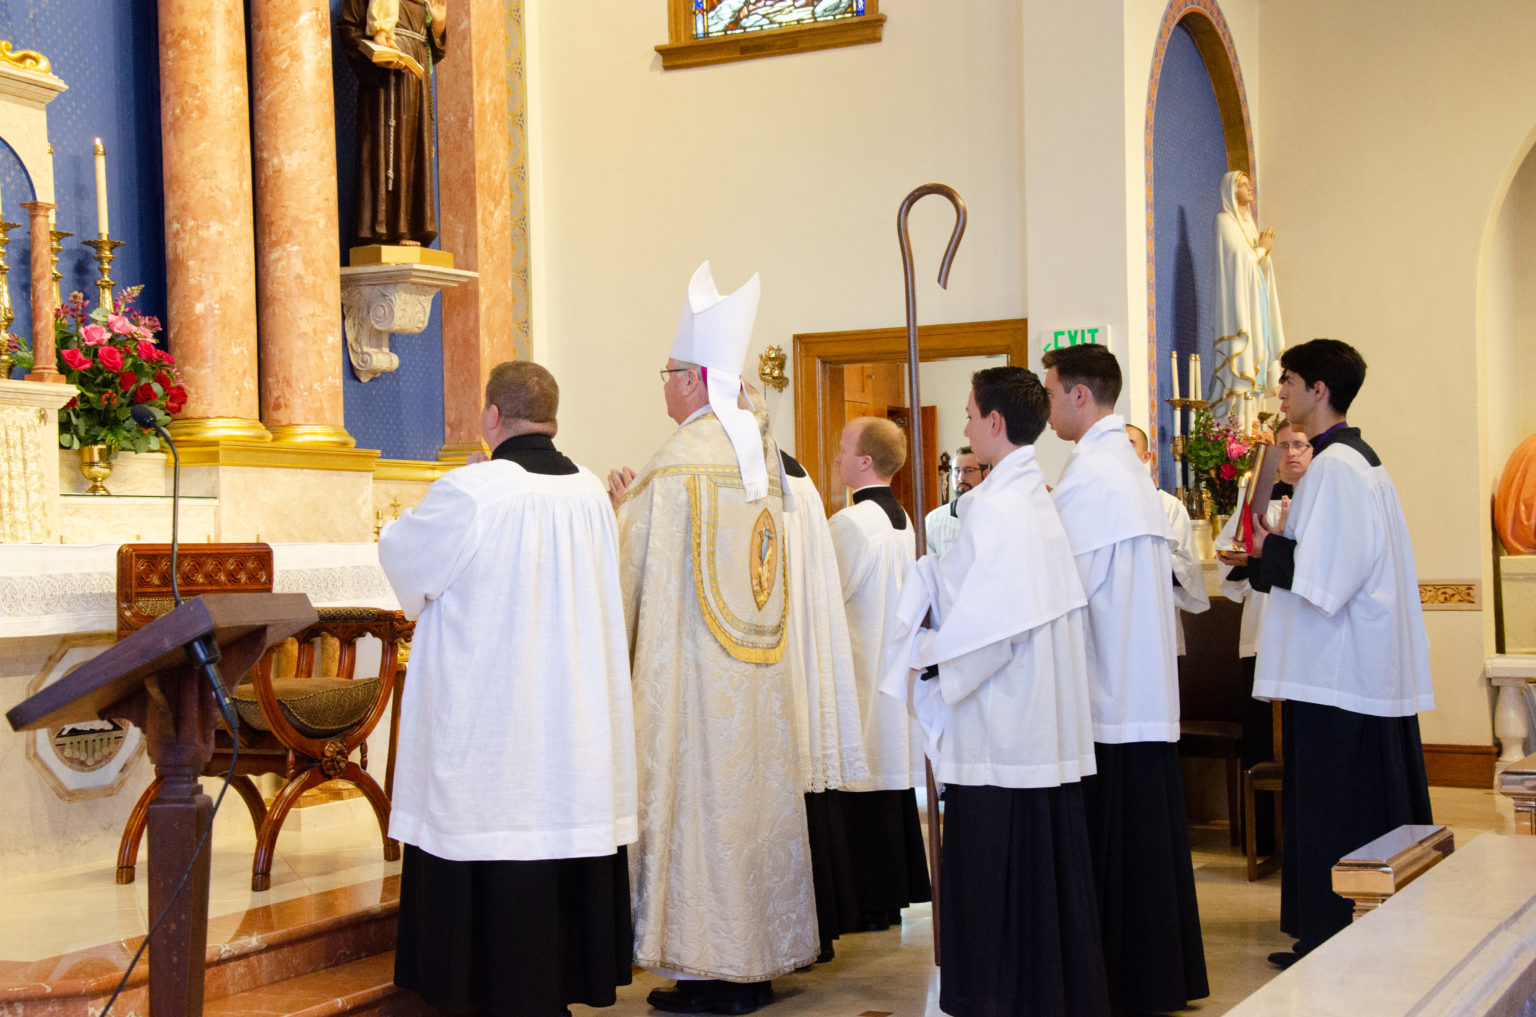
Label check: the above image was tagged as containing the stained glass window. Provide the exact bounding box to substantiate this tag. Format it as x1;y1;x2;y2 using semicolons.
692;0;867;40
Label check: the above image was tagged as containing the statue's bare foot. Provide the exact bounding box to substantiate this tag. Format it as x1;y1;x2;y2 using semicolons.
398;239;421;247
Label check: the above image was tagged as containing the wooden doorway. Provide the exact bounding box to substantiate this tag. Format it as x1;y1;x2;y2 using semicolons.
793;319;1029;515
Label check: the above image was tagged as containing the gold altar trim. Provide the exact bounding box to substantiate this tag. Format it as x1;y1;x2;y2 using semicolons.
170;440;381;473
348;244;455;269
266;424;357;449
167;416;274;443
1419;581;1480;611
374;458;456;482
0;41;51;74
437;441;487;463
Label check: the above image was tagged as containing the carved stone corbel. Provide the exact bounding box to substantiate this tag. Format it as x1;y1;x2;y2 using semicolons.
339;263;477;382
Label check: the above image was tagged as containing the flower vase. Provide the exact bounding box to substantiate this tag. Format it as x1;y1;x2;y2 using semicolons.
79;444;116;496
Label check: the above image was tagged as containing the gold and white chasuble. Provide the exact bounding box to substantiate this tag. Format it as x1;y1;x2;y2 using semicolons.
618;412;818;981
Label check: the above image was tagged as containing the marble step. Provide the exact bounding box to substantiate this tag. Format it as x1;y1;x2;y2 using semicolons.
204;951;433;1017
0;876;402;1017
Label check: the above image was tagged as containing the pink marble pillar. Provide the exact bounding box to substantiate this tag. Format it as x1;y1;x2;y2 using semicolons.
250;0;351;447
436;0;519;455
20;201;62;384
157;0;269;441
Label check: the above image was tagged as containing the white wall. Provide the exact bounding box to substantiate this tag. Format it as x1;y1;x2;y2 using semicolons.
1258;0;1536;744
1485;148;1536;489
525;0;1029;475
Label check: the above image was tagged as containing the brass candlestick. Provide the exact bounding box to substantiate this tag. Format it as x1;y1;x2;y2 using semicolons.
83;236;125;313
0;217;17;336
49;227;71;304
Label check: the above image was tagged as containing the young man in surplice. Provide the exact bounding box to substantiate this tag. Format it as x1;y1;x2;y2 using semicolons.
1042;343;1209;1016
827;416;932;933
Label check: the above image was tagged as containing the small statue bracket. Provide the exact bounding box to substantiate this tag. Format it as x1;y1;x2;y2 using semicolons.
339;262;477;382
757;344;788;392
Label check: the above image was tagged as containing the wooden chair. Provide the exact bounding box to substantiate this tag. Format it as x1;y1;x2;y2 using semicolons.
1176;597;1245;845
114;543;407;891
1243;700;1284;881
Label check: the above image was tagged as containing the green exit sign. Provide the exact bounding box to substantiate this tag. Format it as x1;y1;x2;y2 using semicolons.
1040;325;1110;353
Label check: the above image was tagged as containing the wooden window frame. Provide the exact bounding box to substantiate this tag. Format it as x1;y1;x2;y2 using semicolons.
656;1;885;71
792;318;1029;514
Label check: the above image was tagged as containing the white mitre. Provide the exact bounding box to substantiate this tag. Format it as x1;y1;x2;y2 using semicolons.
670;260;770;500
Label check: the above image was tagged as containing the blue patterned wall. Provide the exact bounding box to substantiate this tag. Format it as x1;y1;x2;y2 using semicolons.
0;0;165;374
332;0;446;461
1152;21;1228;491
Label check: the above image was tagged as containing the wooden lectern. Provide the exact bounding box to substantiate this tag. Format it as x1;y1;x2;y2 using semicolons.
6;592;317;1017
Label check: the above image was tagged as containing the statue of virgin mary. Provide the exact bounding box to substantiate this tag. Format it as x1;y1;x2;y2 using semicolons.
1209;169;1285;432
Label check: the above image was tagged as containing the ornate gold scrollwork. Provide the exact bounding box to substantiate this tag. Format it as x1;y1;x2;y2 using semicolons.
758;344;789;392
0;41;51;74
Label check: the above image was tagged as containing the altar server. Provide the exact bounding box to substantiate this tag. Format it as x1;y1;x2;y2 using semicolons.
923;446;985;557
379;360;636;1017
881;366;1108;1017
828;416;932;931
1250;339;1433;964
1127;423;1211;652
609;262;816;1014
1042;343;1209;1015
780;444;869;963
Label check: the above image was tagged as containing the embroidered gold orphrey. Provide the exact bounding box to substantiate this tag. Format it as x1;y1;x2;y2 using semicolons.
751;508;777;610
686;474;787;664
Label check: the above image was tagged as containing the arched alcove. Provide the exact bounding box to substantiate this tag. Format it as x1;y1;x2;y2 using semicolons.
1144;0;1254;490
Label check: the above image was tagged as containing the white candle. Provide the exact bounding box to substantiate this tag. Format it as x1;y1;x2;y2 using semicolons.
94;138;109;237
1191;354;1202;402
1170;350;1181;402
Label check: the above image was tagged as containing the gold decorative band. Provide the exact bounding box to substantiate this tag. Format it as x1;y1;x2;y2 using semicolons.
0;41;51;74
166;416;274;444
437;441;488;462
169;440;381;472
374;458;456;482
266;424;358;449
1419;582;1479;611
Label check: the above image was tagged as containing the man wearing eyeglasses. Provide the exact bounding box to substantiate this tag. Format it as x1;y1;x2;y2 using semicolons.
923;446;987;558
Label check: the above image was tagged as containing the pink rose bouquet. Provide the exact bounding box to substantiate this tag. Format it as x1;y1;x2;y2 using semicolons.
1185;409;1263;515
54;287;186;456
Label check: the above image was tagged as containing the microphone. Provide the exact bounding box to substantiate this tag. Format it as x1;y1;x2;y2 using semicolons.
131;403;238;731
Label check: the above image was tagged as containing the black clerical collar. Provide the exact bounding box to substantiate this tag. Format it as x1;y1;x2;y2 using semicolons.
852;485;907;530
1271;480;1294;500
490;432;579;475
1309;421;1350;454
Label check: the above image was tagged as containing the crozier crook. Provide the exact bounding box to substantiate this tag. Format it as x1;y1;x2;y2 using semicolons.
896;181;965;965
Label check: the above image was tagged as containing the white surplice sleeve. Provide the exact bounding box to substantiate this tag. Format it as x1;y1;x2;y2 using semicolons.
378;472;482;620
1286;456;1383;617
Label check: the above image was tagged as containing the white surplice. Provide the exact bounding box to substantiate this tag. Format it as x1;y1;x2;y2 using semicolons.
923;500;963;558
1215;499;1284;658
783;468;869;793
1253;435;1434;716
880;445;1096;788
1051;415;1181;744
617;412;817;981
830;491;921;792
378;461;637;862
1160;489;1210;655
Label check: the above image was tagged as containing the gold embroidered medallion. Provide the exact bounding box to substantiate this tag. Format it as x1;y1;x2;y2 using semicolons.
751;508;778;610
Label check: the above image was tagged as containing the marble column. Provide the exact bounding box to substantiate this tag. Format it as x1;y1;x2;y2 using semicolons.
157;0;270;443
249;0;353;448
19;201;62;384
435;0;524;458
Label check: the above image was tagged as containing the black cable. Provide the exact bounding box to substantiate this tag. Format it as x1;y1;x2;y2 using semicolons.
98;726;238;1017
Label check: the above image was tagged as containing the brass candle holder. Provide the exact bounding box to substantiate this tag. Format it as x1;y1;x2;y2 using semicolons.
49;227;71;304
0;217;17;337
83;235;125;313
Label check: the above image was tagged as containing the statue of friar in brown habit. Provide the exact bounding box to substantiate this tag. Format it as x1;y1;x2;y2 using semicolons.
337;0;447;247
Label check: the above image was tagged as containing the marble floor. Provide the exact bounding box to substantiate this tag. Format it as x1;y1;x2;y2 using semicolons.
0;785;1516;1016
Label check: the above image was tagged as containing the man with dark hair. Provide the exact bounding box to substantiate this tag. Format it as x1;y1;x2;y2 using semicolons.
1041;344;1209;1015
380;360;637;1017
925;445;985;557
828;416;931;933
882;365;1108;1017
1251;338;1433;965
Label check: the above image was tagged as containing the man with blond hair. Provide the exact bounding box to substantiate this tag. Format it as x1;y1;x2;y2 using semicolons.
827;416;931;932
